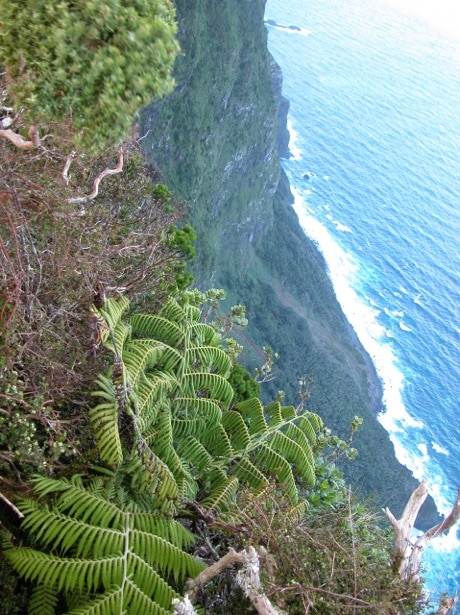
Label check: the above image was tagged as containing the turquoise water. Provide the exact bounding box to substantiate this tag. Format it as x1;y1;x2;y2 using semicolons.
266;0;460;604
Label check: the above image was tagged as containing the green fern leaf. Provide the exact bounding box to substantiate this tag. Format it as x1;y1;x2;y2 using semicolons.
184;372;234;407
232;457;269;491
255;445;298;504
235;398;268;435
221;411;251;450
185;345;231;377
200;476;239;512
128;314;184;347
29;584;58;615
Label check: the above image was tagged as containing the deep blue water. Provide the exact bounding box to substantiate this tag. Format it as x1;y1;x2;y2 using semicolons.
266;0;460;605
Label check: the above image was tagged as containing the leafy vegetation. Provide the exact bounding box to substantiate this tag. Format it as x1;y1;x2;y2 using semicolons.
0;0;445;613
0;0;179;151
141;0;440;526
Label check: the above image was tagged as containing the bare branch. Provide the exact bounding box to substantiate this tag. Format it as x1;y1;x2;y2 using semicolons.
68;150;124;203
437;595;458;615
0;124;39;149
385;482;460;585
175;547;283;615
0;492;24;519
62;150;76;184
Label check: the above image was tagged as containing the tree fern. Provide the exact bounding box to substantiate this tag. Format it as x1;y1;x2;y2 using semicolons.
101;293;323;506
4;476;204;614
5;294;326;612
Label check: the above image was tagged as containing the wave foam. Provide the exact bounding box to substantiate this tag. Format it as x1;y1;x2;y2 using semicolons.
290;186;425;441
287;119;302;160
432;441;449;455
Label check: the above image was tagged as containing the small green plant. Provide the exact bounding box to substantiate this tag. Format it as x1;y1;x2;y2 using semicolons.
152;183;172;202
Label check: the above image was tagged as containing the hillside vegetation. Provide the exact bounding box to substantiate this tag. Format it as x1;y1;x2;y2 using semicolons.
0;0;454;613
140;0;439;526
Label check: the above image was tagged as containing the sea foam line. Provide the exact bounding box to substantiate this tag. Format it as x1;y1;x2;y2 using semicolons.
286;119;302;160
289;183;460;524
289;186;425;430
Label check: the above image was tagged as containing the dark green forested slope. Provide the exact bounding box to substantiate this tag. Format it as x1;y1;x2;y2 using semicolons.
141;0;437;524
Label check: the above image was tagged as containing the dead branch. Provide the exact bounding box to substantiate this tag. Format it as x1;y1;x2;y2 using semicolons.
385;482;460;583
0;124;39;149
237;546;284;615
174;546;283;615
0;492;24;519
62;150;76;184
68;150;124;203
437;595;458;615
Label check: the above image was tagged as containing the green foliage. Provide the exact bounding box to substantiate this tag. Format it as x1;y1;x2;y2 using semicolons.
4;474;204;614
0;0;180;151
0;141;189;487
152;183;172;202
227;363;261;403
167;224;197;260
89;295;323;512
226;489;425;615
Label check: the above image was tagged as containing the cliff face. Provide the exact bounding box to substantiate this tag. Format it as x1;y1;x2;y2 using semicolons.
141;0;278;283
141;0;437;524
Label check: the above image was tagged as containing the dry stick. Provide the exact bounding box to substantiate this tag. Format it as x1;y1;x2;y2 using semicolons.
62;150;76;184
0;124;39;149
437;596;458;615
385;481;460;583
68;150;124;204
175;547;283;615
0;492;24;519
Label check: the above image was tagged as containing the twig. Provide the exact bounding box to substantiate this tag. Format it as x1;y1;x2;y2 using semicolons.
68;150;124;203
0;492;24;519
177;546;283;615
62;150;76;184
0;124;39;149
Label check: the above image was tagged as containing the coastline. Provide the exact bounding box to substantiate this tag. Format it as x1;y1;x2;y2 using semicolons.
141;0;440;527
272;74;441;530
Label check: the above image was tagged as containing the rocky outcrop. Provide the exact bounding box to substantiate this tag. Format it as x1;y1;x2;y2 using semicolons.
270;56;291;159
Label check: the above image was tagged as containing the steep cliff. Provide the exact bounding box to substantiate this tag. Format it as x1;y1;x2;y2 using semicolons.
141;0;437;523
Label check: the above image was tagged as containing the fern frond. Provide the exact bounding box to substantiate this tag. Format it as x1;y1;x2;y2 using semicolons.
269;432;315;488
189;321;220;346
185;345;231;377
280;404;297;421
176;435;214;474
128;314;184;347
92;295;130;345
235;398;268;435
201;424;234;459
171;397;222;434
298;412;323;444
200;476;239;512
232;457;269;491
221;411;251;450
184;372;234;407
130;515;196;550
18;500;123;559
254;445;298;504
122;343;165;388
88;399;123;467
264;401;284;428
29;584;58;615
65;589;123;615
159;297;188;325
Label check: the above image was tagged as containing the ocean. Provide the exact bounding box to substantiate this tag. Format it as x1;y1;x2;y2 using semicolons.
265;0;460;606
